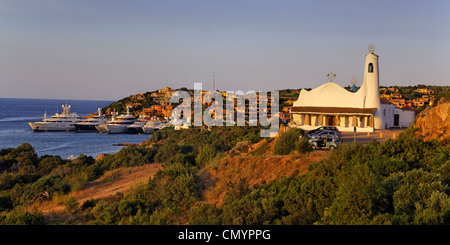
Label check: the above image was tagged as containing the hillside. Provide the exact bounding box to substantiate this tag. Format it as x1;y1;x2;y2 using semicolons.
36;163;162;217
198;138;328;206
34;137;328;221
1;103;449;225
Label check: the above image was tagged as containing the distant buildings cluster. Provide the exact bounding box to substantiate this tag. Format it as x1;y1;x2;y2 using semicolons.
118;83;437;128
380;87;436;108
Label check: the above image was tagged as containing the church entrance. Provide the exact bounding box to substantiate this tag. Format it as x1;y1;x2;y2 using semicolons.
394;114;399;127
324;115;338;126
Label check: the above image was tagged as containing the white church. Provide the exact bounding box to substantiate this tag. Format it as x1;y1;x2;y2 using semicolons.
290;45;415;132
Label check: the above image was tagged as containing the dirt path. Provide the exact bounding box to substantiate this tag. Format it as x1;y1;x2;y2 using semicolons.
38;163;163;214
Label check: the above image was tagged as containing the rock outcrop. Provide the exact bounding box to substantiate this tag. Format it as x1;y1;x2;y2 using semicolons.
414;98;450;141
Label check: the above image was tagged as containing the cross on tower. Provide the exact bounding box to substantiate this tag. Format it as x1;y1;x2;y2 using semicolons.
327;72;336;82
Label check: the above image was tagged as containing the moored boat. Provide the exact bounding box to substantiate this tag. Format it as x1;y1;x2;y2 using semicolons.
100;106;136;134
127;115;148;134
28;103;82;131
75;108;109;131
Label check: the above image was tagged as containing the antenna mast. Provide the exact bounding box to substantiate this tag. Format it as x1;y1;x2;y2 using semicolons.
213;71;215;91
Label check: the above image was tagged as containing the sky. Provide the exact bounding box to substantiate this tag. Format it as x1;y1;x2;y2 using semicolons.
1;0;449;100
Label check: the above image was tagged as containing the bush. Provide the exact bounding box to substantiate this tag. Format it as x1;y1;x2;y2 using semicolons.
81;199;97;211
0;196;13;212
148;163;199;214
196;145;218;167
64;197;80;214
273;128;304;155
31;175;71;196
295;137;313;154
189;203;222;225
0;210;45;225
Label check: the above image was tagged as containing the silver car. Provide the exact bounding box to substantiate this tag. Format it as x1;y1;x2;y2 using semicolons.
308;136;340;150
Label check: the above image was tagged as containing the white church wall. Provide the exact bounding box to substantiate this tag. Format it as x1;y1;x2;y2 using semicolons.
394;108;415;128
381;103;395;129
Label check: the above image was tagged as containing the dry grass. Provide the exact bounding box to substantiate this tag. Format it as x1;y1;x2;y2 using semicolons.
198;138;329;206
35;136;330;219
36;163;163;215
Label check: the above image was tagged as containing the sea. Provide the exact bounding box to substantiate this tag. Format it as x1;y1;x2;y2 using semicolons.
0;98;152;159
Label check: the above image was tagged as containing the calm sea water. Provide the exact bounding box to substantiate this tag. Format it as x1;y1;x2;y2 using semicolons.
0;98;152;159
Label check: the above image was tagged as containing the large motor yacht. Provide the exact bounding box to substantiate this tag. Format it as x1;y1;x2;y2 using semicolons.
141;120;161;134
74;108;109;131
142;120;171;134
97;106;136;134
28;103;82;131
127;115;148;134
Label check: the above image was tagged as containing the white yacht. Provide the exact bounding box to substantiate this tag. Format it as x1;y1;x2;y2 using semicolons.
74;108;109;131
142;121;161;134
97;106;136;134
29;103;82;131
127;115;148;134
142;120;172;134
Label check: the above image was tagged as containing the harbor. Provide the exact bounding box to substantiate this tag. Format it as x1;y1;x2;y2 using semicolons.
0;98;154;159
28;102;172;135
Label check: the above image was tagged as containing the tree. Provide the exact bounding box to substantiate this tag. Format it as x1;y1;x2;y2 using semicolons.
321;163;389;225
385;169;445;224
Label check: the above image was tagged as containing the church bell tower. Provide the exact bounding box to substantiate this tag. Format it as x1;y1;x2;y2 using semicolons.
363;44;383;129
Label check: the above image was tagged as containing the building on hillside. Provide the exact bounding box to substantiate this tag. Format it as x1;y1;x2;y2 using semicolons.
142;105;173;120
150;87;176;105
290;45;415;132
415;88;435;94
389;98;407;108
131;93;145;100
380;87;399;93
412;97;427;107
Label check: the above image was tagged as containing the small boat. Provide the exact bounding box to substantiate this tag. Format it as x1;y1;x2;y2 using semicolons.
29;103;82;131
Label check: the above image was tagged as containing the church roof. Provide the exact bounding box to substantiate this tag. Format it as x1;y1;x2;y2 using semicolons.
380;97;393;104
291;106;376;115
401;105;415;111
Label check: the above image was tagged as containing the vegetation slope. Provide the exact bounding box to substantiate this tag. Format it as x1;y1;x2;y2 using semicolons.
0;88;449;225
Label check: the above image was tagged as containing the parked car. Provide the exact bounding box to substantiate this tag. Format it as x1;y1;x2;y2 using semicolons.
308;136;340;150
307;126;341;138
308;130;340;140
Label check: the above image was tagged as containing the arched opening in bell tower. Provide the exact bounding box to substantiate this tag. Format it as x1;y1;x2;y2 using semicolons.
368;63;374;73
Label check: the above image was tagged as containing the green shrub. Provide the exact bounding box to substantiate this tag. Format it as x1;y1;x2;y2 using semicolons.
0;196;13;212
196;145;218;167
295;137;312;154
31;175;71;196
189;203;222;225
274;128;304;155
64;197;80;214
0;210;45;225
81;199;97;211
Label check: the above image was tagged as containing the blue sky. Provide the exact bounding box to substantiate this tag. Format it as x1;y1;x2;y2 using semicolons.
1;0;449;100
